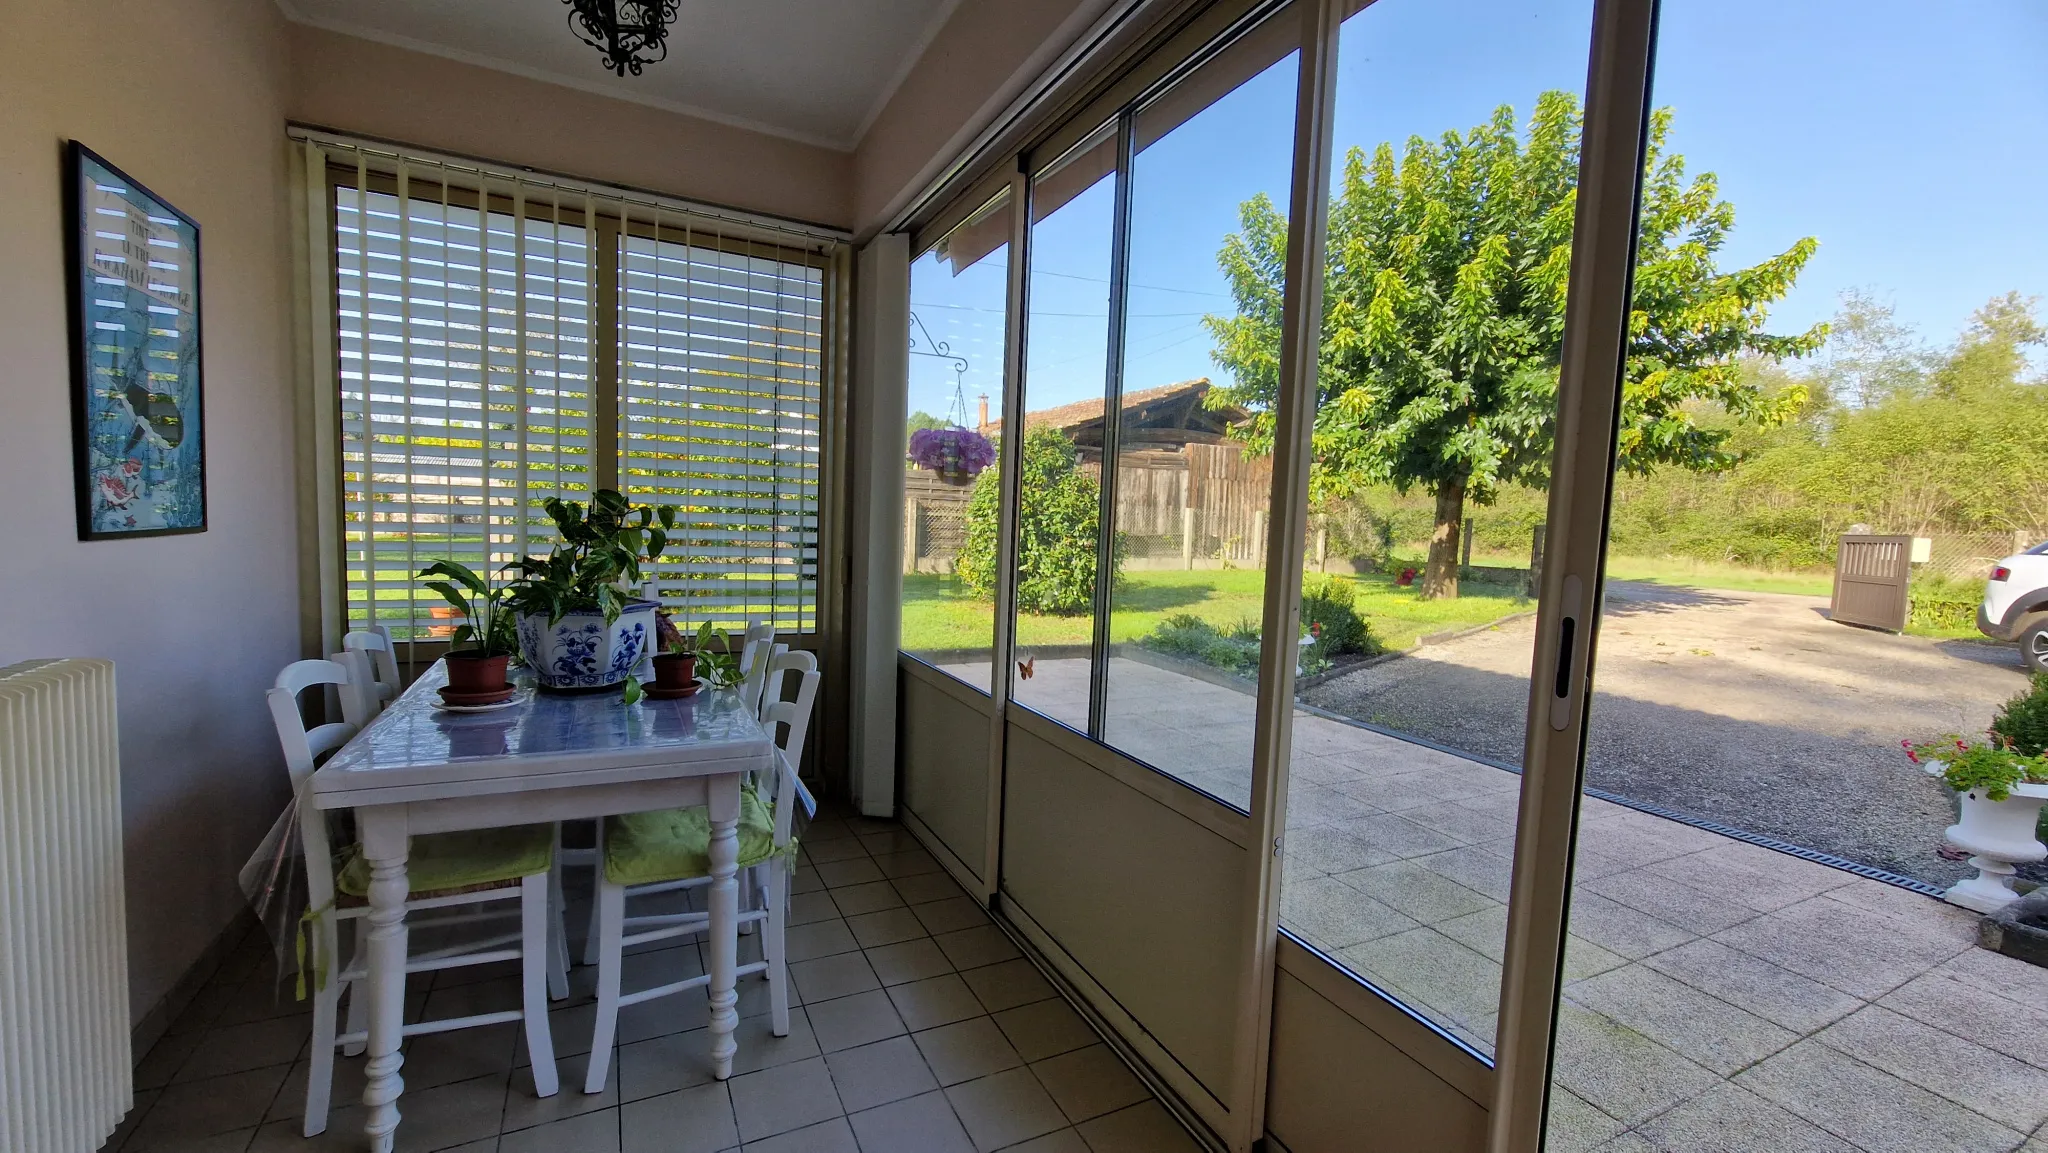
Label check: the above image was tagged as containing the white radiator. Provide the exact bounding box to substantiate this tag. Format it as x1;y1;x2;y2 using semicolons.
0;660;130;1152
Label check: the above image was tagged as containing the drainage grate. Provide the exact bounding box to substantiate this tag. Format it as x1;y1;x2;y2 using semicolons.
1295;701;1949;899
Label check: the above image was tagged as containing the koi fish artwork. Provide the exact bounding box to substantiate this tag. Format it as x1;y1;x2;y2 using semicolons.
69;143;205;539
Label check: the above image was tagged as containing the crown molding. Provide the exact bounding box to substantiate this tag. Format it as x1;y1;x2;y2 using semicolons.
848;0;967;150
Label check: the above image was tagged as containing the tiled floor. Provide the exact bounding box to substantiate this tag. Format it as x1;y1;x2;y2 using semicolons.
957;657;2048;1153
104;808;1203;1153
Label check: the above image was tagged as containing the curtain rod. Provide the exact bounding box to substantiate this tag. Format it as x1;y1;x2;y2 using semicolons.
287;123;853;250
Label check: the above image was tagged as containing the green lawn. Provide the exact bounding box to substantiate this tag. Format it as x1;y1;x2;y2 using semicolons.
902;568;1530;655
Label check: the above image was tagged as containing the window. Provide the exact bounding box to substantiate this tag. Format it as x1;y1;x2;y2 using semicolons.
327;151;837;643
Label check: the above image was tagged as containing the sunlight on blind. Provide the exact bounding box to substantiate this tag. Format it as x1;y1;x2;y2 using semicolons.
620;227;824;633
337;178;592;640
325;143;837;642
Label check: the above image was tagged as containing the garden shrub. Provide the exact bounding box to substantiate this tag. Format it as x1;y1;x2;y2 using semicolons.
957;428;1121;614
1992;672;2048;757
1141;613;1260;675
1301;574;1379;659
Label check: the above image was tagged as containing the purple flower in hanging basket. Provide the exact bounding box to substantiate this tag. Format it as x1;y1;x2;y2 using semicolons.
908;426;996;482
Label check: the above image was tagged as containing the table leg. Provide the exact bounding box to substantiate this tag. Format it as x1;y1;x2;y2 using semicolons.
359;810;411;1153
706;772;742;1079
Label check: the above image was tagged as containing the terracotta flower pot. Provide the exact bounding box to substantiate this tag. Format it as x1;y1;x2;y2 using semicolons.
445;651;510;694
653;652;697;692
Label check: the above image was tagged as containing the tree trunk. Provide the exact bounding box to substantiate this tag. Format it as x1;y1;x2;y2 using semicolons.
1423;478;1465;599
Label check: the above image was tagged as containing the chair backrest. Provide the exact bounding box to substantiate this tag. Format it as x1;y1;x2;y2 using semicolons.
759;649;820;769
342;626;401;712
736;621;777;713
761;650;821;847
330;648;376;728
267;658;361;907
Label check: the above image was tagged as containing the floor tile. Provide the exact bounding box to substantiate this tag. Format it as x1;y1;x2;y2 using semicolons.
170;1015;309;1084
1880;970;2048;1068
743;1116;858;1153
124;1126;260;1152
960;959;1056;1015
946;1066;1067;1152
886;974;986;1032
326;1071;510;1153
1560;891;1697;961
1580;867;1762;937
846;1090;974;1153
804;837;870;865
1075;1100;1201;1152
788;890;843;927
1566;965;1798;1076
1637;938;1864;1034
935;927;1021;971
864;939;955;987
1337;928;1502;1025
133;1029;206;1090
620;1082;737;1153
785;920;860;964
1550;1004;1721;1127
993;999;1096;1063
817;859;885;889
498;1106;620;1153
1002;1130;1091;1153
805;990;907;1053
828;881;905;918
128;1064;297;1148
1712;895;1968;1001
1544;1088;1627;1153
1331;860;1497;925
790;952;882;1004
1029;1045;1148;1124
915;1017;1025;1086
911;897;992;937
1629;1081;1858;1153
824;1035;940;1112
1816;1005;2048;1132
729;1056;843;1142
1736;1039;2027;1153
1279;874;1421;950
846;907;929;950
873;849;942;879
891;872;968;906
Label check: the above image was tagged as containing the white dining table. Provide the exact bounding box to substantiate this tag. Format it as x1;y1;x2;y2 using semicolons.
310;661;775;1153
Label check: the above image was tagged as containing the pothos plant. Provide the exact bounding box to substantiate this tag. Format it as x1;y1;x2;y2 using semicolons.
1903;735;2048;802
625;616;746;706
502;489;678;625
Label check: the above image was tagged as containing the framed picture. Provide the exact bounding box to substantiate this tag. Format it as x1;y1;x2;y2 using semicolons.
65;141;206;539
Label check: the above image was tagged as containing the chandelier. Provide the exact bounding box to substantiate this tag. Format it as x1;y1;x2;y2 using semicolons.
563;0;680;77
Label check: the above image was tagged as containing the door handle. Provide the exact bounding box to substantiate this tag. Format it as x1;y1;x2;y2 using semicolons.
1549;574;1584;730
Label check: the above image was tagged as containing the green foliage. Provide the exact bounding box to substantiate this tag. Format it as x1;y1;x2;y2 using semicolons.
502;489;676;625
958;428;1120;614
687;620;744;689
906;410;948;462
1140;613;1263;676
1992;673;2048;758
418;559;518;657
1301;575;1380;660
1907;735;2048;802
1208;91;1821;595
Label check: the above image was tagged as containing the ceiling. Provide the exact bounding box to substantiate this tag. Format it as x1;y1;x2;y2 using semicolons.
278;0;963;150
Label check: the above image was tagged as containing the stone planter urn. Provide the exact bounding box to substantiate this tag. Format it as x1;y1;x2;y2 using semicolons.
1935;777;2048;914
516;600;658;691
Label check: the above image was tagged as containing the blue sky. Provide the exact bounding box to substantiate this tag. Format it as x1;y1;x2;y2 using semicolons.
909;0;2048;425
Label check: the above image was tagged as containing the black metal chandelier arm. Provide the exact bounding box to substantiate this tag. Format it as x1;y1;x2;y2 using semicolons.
564;0;679;78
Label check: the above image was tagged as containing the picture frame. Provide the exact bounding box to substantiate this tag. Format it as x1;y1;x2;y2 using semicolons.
65;141;206;539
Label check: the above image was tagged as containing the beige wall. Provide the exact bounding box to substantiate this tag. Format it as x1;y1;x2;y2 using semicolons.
852;0;1114;234
288;24;854;230
0;0;298;1025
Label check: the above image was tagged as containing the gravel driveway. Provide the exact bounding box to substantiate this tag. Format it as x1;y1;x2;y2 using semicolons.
1302;581;2037;887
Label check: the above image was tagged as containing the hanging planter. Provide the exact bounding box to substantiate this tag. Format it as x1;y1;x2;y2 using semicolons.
909;426;996;486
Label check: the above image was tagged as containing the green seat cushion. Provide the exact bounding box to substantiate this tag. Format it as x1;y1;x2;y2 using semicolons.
603;786;780;887
337;823;554;898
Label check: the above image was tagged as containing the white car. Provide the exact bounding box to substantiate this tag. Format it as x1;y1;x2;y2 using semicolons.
1980;539;2048;673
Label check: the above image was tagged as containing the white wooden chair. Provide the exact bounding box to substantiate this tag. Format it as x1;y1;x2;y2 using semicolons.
341;625;401;720
577;620;780;960
580;650;821;1094
268;658;568;1136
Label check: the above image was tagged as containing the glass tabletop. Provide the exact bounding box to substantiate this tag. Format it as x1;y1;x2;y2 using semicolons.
312;661;771;797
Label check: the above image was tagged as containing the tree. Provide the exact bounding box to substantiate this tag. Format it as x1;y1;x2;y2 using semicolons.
1206;91;1825;596
906;410;948;459
1811;290;1932;409
957;428;1116;614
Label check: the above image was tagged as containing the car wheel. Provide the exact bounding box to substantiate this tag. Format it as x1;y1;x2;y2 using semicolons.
2023;618;2048;674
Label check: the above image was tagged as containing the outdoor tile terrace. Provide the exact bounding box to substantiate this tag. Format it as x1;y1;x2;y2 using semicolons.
975;658;2048;1153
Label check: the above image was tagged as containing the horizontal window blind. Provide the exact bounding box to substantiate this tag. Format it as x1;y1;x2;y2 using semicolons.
316;137;841;642
621;226;824;633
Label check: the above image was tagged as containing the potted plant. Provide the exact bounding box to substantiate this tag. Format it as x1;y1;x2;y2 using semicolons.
1904;733;2048;913
419;559;519;700
502;489;677;692
635;618;744;703
908;426;996;486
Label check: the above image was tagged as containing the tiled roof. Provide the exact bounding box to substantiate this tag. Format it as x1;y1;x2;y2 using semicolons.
986;378;1213;434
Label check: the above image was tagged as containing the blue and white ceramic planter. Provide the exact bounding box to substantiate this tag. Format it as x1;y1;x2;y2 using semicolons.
517;600;657;691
